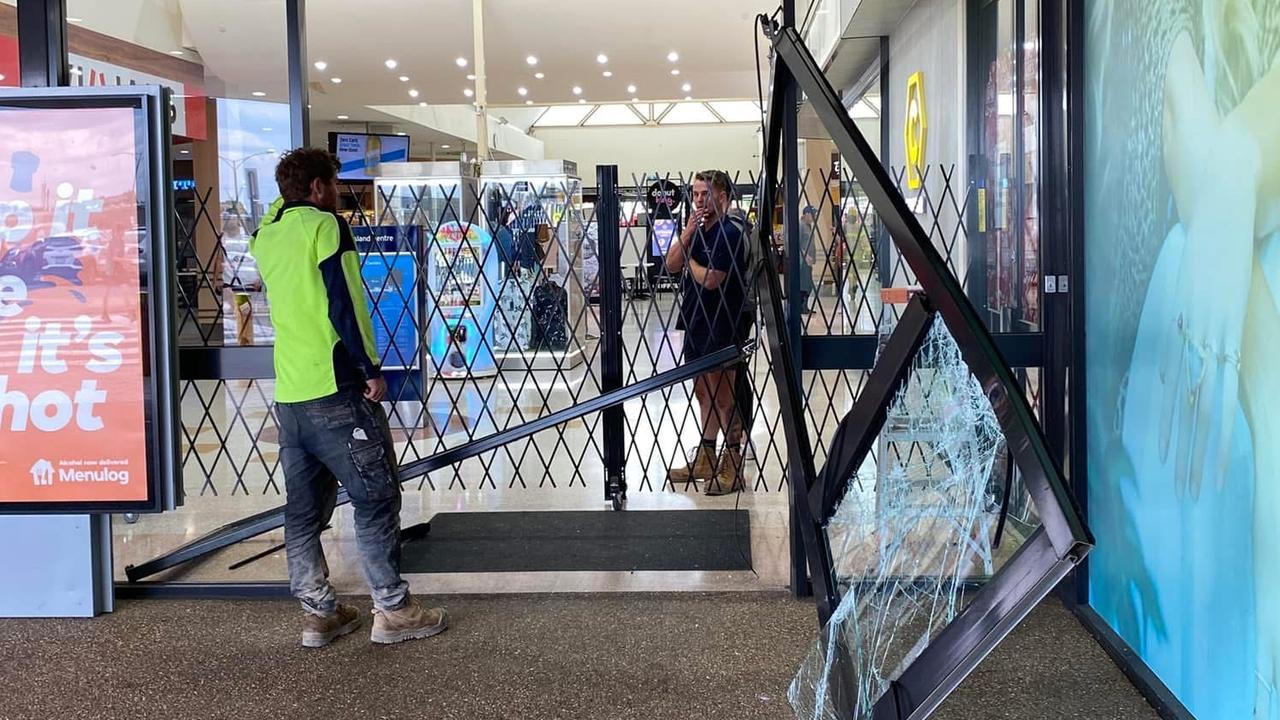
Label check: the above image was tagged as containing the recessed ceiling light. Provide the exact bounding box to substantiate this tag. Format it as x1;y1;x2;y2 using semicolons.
409;89;420;98
456;57;469;68
578;98;586;104
671;69;680;76
682;83;692;92
467;74;476;80
385;59;398;69
518;87;528;96
399;75;409;82
535;72;545;80
337;114;349;120
627;84;637;93
525;100;533;105
314;60;328;71
419;101;428;107
169;50;184;56
602;71;613;78
596;54;609;64
526;55;538;66
464;88;474;98
252;91;266;97
572;86;583;95
631;97;639;103
397;132;407;136
441;144;451;149
331;77;343;84
685;95;693;101
667;51;679;62
180;149;190;155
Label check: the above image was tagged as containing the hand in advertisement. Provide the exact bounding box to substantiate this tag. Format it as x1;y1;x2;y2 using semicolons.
1156;117;1257;500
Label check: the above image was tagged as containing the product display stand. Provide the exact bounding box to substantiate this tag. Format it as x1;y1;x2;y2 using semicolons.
482;160;588;371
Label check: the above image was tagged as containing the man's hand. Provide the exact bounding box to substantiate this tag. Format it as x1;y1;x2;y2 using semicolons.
364;377;387;403
683;208;706;240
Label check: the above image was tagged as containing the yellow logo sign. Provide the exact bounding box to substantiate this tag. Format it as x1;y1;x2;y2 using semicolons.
904;71;927;190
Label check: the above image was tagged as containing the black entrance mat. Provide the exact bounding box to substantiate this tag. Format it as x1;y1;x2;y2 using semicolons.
400;510;752;573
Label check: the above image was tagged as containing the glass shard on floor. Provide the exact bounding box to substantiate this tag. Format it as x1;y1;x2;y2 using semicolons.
789;321;1010;719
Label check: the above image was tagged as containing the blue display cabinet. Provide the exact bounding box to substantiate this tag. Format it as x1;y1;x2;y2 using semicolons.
426;221;499;378
375;162;497;379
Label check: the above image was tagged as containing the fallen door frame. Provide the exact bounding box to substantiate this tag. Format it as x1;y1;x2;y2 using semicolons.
751;18;1092;719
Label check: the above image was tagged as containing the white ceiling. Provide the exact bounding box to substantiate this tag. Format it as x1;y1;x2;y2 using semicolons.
178;0;776;122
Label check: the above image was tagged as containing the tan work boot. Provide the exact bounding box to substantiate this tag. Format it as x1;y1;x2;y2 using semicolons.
301;603;361;648
669;444;717;483
371;599;449;645
705;447;744;496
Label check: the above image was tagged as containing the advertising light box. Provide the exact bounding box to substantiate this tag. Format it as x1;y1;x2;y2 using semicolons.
0;87;180;514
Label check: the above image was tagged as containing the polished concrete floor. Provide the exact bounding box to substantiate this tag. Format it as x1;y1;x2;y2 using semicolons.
0;594;1156;720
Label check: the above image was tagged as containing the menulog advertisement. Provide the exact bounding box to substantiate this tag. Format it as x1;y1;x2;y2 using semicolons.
0;106;149;503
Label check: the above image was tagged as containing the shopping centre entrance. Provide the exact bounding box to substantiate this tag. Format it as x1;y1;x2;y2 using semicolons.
1;0;1096;715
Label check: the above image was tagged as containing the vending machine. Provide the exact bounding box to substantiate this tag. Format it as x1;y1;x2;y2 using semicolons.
426;221;499;378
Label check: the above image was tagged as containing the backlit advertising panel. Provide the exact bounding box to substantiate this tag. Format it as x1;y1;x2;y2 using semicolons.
0;87;178;513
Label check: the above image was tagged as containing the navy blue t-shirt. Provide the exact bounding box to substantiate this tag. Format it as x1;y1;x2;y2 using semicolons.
678;216;747;339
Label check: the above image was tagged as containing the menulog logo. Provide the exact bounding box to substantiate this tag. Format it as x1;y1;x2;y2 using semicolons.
28;459;130;486
30;459;54;486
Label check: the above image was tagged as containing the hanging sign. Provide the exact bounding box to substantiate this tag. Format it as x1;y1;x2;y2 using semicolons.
646;180;683;219
904;71;928;190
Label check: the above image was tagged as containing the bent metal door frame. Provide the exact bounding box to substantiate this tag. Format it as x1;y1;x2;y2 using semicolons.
754;20;1092;720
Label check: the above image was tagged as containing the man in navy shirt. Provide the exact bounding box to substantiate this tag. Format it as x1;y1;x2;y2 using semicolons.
665;170;748;495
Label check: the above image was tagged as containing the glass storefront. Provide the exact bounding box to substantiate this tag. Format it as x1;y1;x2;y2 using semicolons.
0;2;1058;610
967;0;1043;333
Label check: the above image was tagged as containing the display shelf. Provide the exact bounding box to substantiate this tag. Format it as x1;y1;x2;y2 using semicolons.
481;160;589;371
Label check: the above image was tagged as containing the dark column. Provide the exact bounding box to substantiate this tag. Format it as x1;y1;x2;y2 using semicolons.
597;165;626;510
17;0;68;87
877;35;893;287
782;0;811;599
286;0;310;148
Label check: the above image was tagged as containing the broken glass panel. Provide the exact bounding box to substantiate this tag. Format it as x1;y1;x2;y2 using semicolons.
789;319;1035;719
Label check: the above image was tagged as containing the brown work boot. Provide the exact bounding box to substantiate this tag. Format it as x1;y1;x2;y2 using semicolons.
705;447;744;496
371;599;449;645
301;603;361;648
669;444;717;483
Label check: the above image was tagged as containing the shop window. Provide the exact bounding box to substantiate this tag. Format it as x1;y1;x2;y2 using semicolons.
0;0;16;87
708;101;764;123
967;0;1042;333
582;104;645;126
66;0;292;349
659;102;720;125
534;105;594;127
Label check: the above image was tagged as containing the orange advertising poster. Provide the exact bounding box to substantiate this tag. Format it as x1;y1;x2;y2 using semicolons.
0;106;149;503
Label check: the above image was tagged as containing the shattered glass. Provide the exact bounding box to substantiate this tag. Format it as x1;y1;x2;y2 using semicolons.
789;320;1022;719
